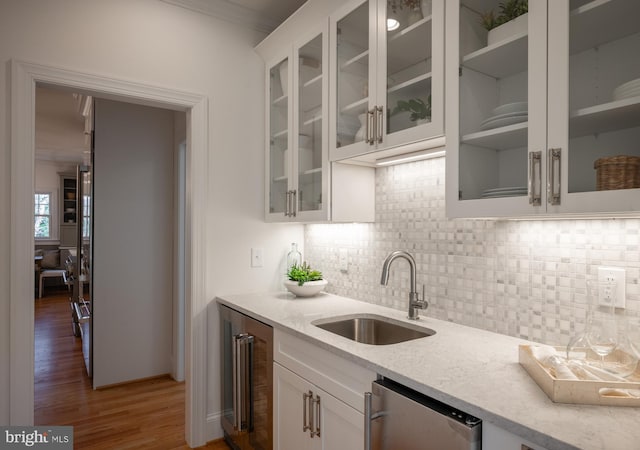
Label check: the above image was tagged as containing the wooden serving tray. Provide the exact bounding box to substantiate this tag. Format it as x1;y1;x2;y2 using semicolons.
518;345;640;407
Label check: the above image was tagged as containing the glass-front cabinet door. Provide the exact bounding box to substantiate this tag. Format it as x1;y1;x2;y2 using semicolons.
446;0;547;218
265;26;329;222
294;30;329;220
331;0;372;158
448;0;640;218
381;0;444;149
330;0;444;162
266;55;291;220
548;0;640;214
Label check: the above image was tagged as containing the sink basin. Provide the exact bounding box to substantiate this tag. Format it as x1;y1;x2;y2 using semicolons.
312;314;435;345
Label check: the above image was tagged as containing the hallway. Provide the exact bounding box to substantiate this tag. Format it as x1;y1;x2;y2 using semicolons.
34;290;229;449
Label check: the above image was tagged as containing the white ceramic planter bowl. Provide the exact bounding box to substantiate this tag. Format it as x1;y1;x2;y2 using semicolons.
487;13;528;46
284;279;328;297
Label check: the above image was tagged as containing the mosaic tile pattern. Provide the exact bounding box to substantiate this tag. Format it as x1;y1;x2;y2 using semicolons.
305;158;640;346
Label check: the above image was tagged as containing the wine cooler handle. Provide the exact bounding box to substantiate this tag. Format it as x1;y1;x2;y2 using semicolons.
233;333;253;432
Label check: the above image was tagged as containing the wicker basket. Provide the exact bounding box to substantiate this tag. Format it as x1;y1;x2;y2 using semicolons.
594;155;640;190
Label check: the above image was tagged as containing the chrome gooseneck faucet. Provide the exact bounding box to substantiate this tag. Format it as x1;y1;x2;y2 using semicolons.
380;251;428;320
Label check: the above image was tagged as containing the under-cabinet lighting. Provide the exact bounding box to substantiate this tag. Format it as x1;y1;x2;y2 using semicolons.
376;149;445;166
387;18;400;31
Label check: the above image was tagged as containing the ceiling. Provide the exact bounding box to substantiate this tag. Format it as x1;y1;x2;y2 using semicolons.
36;86;91;163
162;0;308;34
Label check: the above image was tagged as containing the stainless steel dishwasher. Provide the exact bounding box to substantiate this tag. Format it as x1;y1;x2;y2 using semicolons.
365;378;482;450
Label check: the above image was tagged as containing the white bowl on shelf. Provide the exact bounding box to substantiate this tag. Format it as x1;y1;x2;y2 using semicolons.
612;78;640;101
491;102;528;116
284;279;328;297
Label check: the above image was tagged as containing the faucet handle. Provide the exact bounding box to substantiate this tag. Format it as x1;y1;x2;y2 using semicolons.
417;284;428;310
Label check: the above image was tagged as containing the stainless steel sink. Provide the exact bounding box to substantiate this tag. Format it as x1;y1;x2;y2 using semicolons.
312;314;435;345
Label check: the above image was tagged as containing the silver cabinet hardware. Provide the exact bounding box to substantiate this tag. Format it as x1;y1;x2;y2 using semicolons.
303;391;312;432
291;189;297;217
232;333;253;432
528;151;542;206
284;190;297;217
376;105;383;143
367;109;375;145
547;148;561;205
311;394;321;437
303;391;321;438
307;390;315;437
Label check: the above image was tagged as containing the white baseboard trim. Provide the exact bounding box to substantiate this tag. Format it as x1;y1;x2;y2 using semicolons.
206;411;224;442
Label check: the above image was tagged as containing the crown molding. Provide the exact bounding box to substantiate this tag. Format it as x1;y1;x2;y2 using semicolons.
161;0;279;34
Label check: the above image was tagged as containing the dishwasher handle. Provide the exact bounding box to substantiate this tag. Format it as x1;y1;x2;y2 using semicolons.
364;392;372;450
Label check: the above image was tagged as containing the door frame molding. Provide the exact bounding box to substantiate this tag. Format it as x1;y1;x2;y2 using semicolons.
10;59;209;447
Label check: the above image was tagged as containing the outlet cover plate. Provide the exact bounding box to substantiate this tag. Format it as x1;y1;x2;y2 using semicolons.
251;248;264;268
597;266;626;308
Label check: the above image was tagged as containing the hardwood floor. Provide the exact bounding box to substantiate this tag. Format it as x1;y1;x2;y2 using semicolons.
34;290;230;449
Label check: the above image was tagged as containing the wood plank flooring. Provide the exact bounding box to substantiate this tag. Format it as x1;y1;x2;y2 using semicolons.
34;290;230;449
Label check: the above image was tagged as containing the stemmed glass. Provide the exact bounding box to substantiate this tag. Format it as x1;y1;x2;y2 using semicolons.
585;280;618;369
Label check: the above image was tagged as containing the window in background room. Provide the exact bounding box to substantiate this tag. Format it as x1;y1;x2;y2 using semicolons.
34;192;51;239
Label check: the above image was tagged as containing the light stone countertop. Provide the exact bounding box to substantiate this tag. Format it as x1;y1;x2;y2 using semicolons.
216;292;640;450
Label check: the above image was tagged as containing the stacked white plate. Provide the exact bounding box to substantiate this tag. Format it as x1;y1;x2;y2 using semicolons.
480;186;527;198
480;102;528;131
612;78;640;101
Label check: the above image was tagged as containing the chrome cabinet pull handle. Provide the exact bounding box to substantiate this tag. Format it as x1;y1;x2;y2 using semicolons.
314;395;321;437
307;390;314;437
367;109;375;145
284;191;290;217
528;151;542;206
376;105;383;143
302;391;311;432
291;189;297;217
548;148;561;205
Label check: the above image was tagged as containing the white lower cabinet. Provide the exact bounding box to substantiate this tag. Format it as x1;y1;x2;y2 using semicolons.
274;363;364;450
273;329;376;450
482;422;550;450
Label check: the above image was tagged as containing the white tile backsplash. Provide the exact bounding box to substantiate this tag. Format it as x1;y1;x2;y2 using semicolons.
305;157;640;346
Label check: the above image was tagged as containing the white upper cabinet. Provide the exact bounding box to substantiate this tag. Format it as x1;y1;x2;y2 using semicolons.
266;26;331;222
446;0;640;218
264;23;375;223
330;0;445;163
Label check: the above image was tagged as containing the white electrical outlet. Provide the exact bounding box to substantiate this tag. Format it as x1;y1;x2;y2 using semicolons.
597;266;626;308
251;248;264;268
339;248;348;273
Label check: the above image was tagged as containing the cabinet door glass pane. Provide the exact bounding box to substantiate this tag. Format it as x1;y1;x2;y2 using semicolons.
269;58;289;215
298;35;324;213
386;0;434;135
567;0;640;194
335;2;370;149
458;0;529;201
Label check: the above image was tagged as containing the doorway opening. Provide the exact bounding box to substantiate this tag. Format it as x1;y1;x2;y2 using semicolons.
10;60;209;447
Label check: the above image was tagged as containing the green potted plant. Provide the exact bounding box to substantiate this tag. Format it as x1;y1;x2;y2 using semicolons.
481;0;528;46
391;95;431;125
285;262;328;297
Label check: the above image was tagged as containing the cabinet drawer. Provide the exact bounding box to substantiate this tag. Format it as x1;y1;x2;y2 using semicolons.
274;329;375;412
